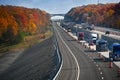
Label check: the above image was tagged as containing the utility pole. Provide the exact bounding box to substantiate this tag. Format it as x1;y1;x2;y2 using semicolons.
98;0;99;4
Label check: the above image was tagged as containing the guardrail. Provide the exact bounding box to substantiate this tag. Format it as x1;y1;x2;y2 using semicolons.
48;27;63;80
52;44;63;80
96;28;120;36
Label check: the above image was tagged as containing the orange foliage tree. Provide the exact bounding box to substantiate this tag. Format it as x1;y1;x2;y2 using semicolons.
0;6;18;43
65;3;120;29
0;5;50;44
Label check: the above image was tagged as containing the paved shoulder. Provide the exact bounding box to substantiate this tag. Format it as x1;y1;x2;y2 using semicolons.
0;36;56;80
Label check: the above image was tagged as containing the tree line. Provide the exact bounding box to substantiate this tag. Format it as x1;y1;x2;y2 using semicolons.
65;3;120;29
0;5;50;44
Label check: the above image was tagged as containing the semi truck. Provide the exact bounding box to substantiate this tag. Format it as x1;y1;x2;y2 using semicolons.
96;39;108;52
78;32;84;40
109;43;120;60
88;33;98;45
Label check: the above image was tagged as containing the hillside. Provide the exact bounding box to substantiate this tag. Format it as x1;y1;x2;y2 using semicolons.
65;3;120;29
0;5;50;44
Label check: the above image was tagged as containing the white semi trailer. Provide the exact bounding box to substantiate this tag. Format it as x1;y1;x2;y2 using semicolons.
88;33;98;45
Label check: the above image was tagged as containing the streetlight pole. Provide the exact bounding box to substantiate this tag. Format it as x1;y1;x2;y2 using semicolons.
98;0;99;4
75;25;78;36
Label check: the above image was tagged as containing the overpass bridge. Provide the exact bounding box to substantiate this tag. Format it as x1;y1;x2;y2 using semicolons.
50;14;65;17
50;14;73;22
50;14;65;21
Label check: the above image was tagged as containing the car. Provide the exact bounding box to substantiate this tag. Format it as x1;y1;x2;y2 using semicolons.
85;27;95;30
67;27;71;32
105;31;110;35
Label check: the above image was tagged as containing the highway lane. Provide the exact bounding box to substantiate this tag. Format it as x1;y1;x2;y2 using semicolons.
53;22;79;80
53;22;101;80
0;36;57;80
94;26;120;36
54;22;120;80
67;26;120;47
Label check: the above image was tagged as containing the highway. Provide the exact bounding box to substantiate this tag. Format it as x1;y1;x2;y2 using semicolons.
53;22;79;80
94;26;120;36
0;36;57;80
63;25;120;46
0;21;120;80
53;22;120;80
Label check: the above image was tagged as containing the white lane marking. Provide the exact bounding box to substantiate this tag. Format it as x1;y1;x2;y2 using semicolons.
89;57;92;59
53;28;63;80
57;48;61;63
100;72;103;75
91;59;94;62
55;26;80;80
96;64;99;67
54;44;56;49
53;58;63;80
61;27;106;80
98;67;101;71
101;76;104;79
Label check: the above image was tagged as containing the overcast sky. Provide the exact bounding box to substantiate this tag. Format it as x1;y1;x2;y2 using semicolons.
0;0;119;14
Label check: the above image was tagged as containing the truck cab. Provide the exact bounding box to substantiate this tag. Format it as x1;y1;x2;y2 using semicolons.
89;33;98;45
96;39;108;52
78;32;84;40
109;43;120;61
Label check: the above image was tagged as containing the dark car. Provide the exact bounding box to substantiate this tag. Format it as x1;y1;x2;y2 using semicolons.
86;27;95;30
67;27;71;32
105;31;110;35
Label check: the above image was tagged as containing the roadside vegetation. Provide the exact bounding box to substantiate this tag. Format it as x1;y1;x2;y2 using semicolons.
10;29;53;51
0;5;51;56
0;28;53;57
65;3;120;29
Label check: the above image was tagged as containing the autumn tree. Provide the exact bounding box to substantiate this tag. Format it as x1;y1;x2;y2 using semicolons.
64;3;120;30
0;5;50;44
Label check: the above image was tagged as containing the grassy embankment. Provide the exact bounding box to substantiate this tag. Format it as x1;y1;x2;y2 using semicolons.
0;28;53;57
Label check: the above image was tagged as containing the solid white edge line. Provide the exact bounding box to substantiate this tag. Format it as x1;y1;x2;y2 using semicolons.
56;26;80;80
57;48;60;63
53;56;63;80
100;72;103;75
101;76;104;79
53;28;63;80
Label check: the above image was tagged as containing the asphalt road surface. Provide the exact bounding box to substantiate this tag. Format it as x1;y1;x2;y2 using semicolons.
53;22;120;80
0;21;119;80
66;25;120;47
0;36;56;80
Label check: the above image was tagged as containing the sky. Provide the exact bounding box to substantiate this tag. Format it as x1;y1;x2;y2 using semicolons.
0;0;119;14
